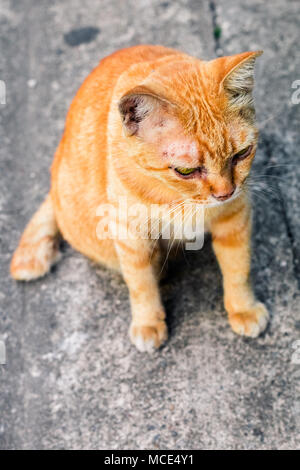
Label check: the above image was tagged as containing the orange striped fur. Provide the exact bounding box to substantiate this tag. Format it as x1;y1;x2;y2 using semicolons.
11;45;268;351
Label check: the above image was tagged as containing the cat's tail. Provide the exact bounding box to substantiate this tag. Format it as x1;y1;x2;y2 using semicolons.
10;193;61;281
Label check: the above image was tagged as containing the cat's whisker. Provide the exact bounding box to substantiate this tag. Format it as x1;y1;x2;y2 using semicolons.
138;200;185;237
262;163;297;170
247;182;282;203
247;179;283;200
158;202;197;275
249;189;272;205
250;174;286;180
248;179;279;191
148;203;187;260
147;202;186;240
257;108;285;128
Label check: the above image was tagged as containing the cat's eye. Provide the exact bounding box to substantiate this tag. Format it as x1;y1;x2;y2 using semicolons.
232;145;253;165
174;167;197;176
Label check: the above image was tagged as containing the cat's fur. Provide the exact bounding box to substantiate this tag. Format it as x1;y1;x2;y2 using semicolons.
11;45;269;352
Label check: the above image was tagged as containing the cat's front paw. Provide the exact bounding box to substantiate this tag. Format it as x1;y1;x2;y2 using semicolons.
129;320;168;353
228;302;269;338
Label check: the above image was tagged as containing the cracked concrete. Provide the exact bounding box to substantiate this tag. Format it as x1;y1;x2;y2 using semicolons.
209;1;222;56
0;0;299;449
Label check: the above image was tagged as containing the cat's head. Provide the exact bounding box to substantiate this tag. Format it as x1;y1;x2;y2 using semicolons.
118;51;262;206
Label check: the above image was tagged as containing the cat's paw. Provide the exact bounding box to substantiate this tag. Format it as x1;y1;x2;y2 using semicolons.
228;302;269;338
129;320;168;353
10;236;61;281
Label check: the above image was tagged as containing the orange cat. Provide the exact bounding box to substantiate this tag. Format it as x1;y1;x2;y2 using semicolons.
10;45;269;352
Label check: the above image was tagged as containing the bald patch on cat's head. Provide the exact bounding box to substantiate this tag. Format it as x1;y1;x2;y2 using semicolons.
118;85;176;137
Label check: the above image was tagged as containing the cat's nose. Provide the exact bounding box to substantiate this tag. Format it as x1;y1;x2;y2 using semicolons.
212;187;235;201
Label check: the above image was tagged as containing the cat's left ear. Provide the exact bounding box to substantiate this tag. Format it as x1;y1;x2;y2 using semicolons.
118;85;172;136
208;51;262;111
221;51;262;94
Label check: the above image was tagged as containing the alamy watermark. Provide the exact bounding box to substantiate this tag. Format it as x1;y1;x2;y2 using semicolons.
291;80;300;105
291;340;300;434
0;80;6;105
292;340;300;365
0;340;6;365
95;197;205;250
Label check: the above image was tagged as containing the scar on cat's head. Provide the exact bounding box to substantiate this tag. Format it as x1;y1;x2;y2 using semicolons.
118;85;175;136
118;94;146;136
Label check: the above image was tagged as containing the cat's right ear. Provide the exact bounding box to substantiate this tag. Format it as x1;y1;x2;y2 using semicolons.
118;86;171;137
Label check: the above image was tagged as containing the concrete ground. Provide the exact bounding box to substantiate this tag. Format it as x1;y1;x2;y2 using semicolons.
0;0;299;450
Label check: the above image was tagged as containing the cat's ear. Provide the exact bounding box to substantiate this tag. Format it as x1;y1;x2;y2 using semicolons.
118;86;171;136
221;51;262;96
209;51;262;115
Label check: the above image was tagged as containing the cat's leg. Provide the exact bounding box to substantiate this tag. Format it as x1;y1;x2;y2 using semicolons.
211;201;269;337
10;193;61;281
115;238;167;352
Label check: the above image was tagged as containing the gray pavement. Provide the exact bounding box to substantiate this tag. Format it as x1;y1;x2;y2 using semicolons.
0;0;299;450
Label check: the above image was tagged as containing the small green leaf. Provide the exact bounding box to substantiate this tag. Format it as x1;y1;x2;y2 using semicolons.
214;25;222;40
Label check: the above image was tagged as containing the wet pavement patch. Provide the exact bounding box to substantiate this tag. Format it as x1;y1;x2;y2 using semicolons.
64;26;100;47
